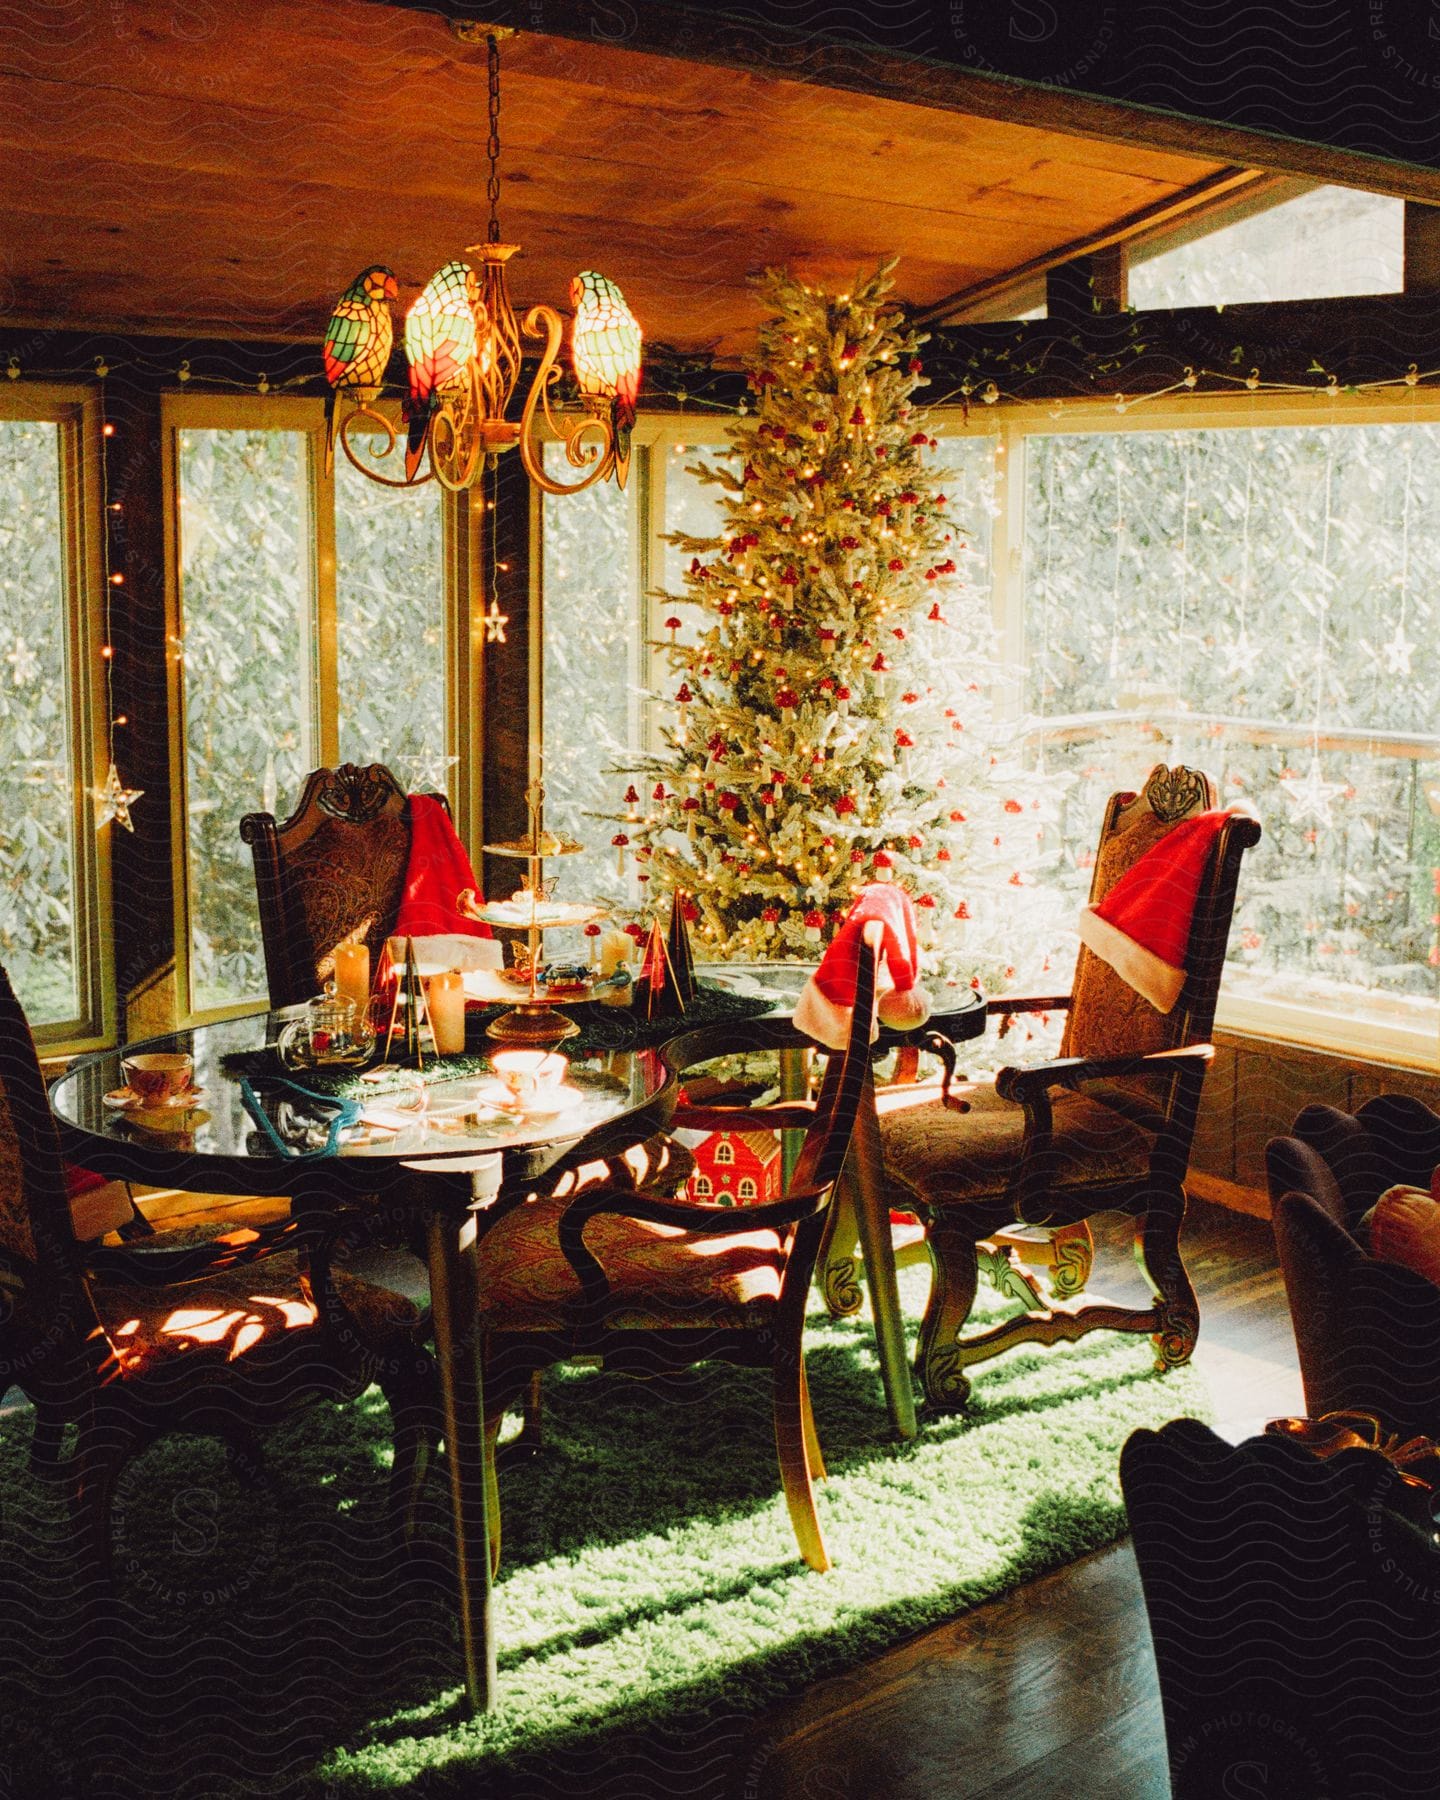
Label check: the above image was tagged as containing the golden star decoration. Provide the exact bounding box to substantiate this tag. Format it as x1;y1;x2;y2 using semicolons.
88;761;143;831
483;599;508;644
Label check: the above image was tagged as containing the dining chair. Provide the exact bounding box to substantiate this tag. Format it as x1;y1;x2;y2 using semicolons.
472;927;881;1574
241;760;450;1011
877;763;1261;1411
0;957;439;1578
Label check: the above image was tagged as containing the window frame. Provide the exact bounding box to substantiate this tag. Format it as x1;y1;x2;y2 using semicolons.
0;382;114;1052
938;387;1440;1069
162;391;473;1025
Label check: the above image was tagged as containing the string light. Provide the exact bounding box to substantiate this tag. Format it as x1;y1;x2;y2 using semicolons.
87;383;142;832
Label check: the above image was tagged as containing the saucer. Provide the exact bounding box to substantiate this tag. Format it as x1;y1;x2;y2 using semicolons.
104;1085;205;1110
121;1106;211;1135
512;1084;583;1120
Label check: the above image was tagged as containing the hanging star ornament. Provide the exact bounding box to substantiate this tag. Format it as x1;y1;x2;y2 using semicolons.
1218;626;1262;679
483;599;508;644
89;762;143;831
397;750;459;794
1379;623;1416;677
1279;754;1346;828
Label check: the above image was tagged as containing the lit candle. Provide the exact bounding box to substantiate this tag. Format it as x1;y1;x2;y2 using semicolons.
598;928;633;978
426;970;466;1056
332;939;370;1014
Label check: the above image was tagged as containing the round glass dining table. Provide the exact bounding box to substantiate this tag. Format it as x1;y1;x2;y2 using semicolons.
49;1014;679;1720
47;970;983;1716
48;1012;677;1199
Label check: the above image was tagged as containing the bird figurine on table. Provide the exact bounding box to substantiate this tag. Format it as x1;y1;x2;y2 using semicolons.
403;260;482;482
322;265;398;473
569;270;642;489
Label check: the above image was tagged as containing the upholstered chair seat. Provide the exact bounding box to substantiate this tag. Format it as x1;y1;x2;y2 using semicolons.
94;1251;423;1379
477;1189;785;1331
879;1080;1157;1213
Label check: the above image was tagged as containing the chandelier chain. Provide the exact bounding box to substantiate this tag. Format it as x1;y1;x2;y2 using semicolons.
486;33;502;243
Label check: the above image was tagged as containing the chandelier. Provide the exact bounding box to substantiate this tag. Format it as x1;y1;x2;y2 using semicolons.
321;26;642;497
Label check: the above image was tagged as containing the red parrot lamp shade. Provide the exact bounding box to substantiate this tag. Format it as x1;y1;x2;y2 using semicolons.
568;270;642;487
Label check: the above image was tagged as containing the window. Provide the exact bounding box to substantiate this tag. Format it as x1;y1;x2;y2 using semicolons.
538;397;1440;1066
1129;185;1404;310
168;397;450;1018
539;438;641;912
538;423;734;930
0;387;109;1046
692;1174;712;1197
714;1138;734;1165
738;1177;757;1200
966;392;1440;1063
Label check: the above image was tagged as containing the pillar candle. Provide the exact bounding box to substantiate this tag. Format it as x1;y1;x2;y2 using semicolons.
598;928;633;978
426;971;466;1056
332;939;370;1014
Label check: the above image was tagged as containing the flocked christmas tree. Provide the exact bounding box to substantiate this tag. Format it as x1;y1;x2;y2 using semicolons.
612;260;1068;993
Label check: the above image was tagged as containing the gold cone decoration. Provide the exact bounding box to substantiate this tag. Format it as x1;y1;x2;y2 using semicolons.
666;892;697;1006
633;918;686;1022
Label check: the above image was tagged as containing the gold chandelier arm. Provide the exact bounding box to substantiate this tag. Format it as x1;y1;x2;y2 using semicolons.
516;303;616;497
429;376;485;493
337;401;436;489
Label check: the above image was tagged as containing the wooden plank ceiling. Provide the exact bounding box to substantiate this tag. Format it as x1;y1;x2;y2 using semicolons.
0;0;1236;357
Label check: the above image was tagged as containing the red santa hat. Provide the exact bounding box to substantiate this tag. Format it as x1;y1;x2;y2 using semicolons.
1076;809;1237;1013
793;883;932;1051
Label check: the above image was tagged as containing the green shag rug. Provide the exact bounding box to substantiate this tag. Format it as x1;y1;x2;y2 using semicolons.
0;1270;1209;1800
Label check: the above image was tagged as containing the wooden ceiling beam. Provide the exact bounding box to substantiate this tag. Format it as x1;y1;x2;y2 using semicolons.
382;0;1440;203
912;168;1287;326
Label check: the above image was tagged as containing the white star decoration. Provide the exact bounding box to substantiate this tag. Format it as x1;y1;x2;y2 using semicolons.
397;751;459;794
483;600;508;644
1218;626;1261;679
1279;754;1346;829
1379;624;1416;676
88;762;143;831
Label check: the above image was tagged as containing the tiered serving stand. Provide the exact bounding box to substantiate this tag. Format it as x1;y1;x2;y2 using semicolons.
456;780;601;1043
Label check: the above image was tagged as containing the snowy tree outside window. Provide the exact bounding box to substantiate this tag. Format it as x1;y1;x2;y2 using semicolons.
176;421;446;1015
0;418;87;1029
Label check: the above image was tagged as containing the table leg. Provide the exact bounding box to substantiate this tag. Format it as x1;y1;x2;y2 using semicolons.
848;1065;918;1441
424;1179;497;1714
777;1045;811;1191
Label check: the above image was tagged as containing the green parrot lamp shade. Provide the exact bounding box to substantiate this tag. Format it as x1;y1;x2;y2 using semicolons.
402;259;483;481
568;270;643;490
321;264;398;471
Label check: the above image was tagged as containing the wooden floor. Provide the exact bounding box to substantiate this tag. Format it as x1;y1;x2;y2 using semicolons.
740;1198;1303;1800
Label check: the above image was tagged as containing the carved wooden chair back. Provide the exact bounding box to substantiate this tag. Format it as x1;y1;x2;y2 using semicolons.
240;762;448;1009
1059;762;1258;1123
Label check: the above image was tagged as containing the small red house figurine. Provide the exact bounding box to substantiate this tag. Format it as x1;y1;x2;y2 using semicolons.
677;1128;783;1207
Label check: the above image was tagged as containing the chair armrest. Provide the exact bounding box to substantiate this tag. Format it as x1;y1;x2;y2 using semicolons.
84;1216;313;1288
994;1042;1213;1104
562;1182;829;1241
986;994;1072;1017
670;1101;818;1134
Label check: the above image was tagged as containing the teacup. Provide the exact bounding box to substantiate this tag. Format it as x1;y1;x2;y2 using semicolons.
490;1050;568;1114
122;1051;195;1105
